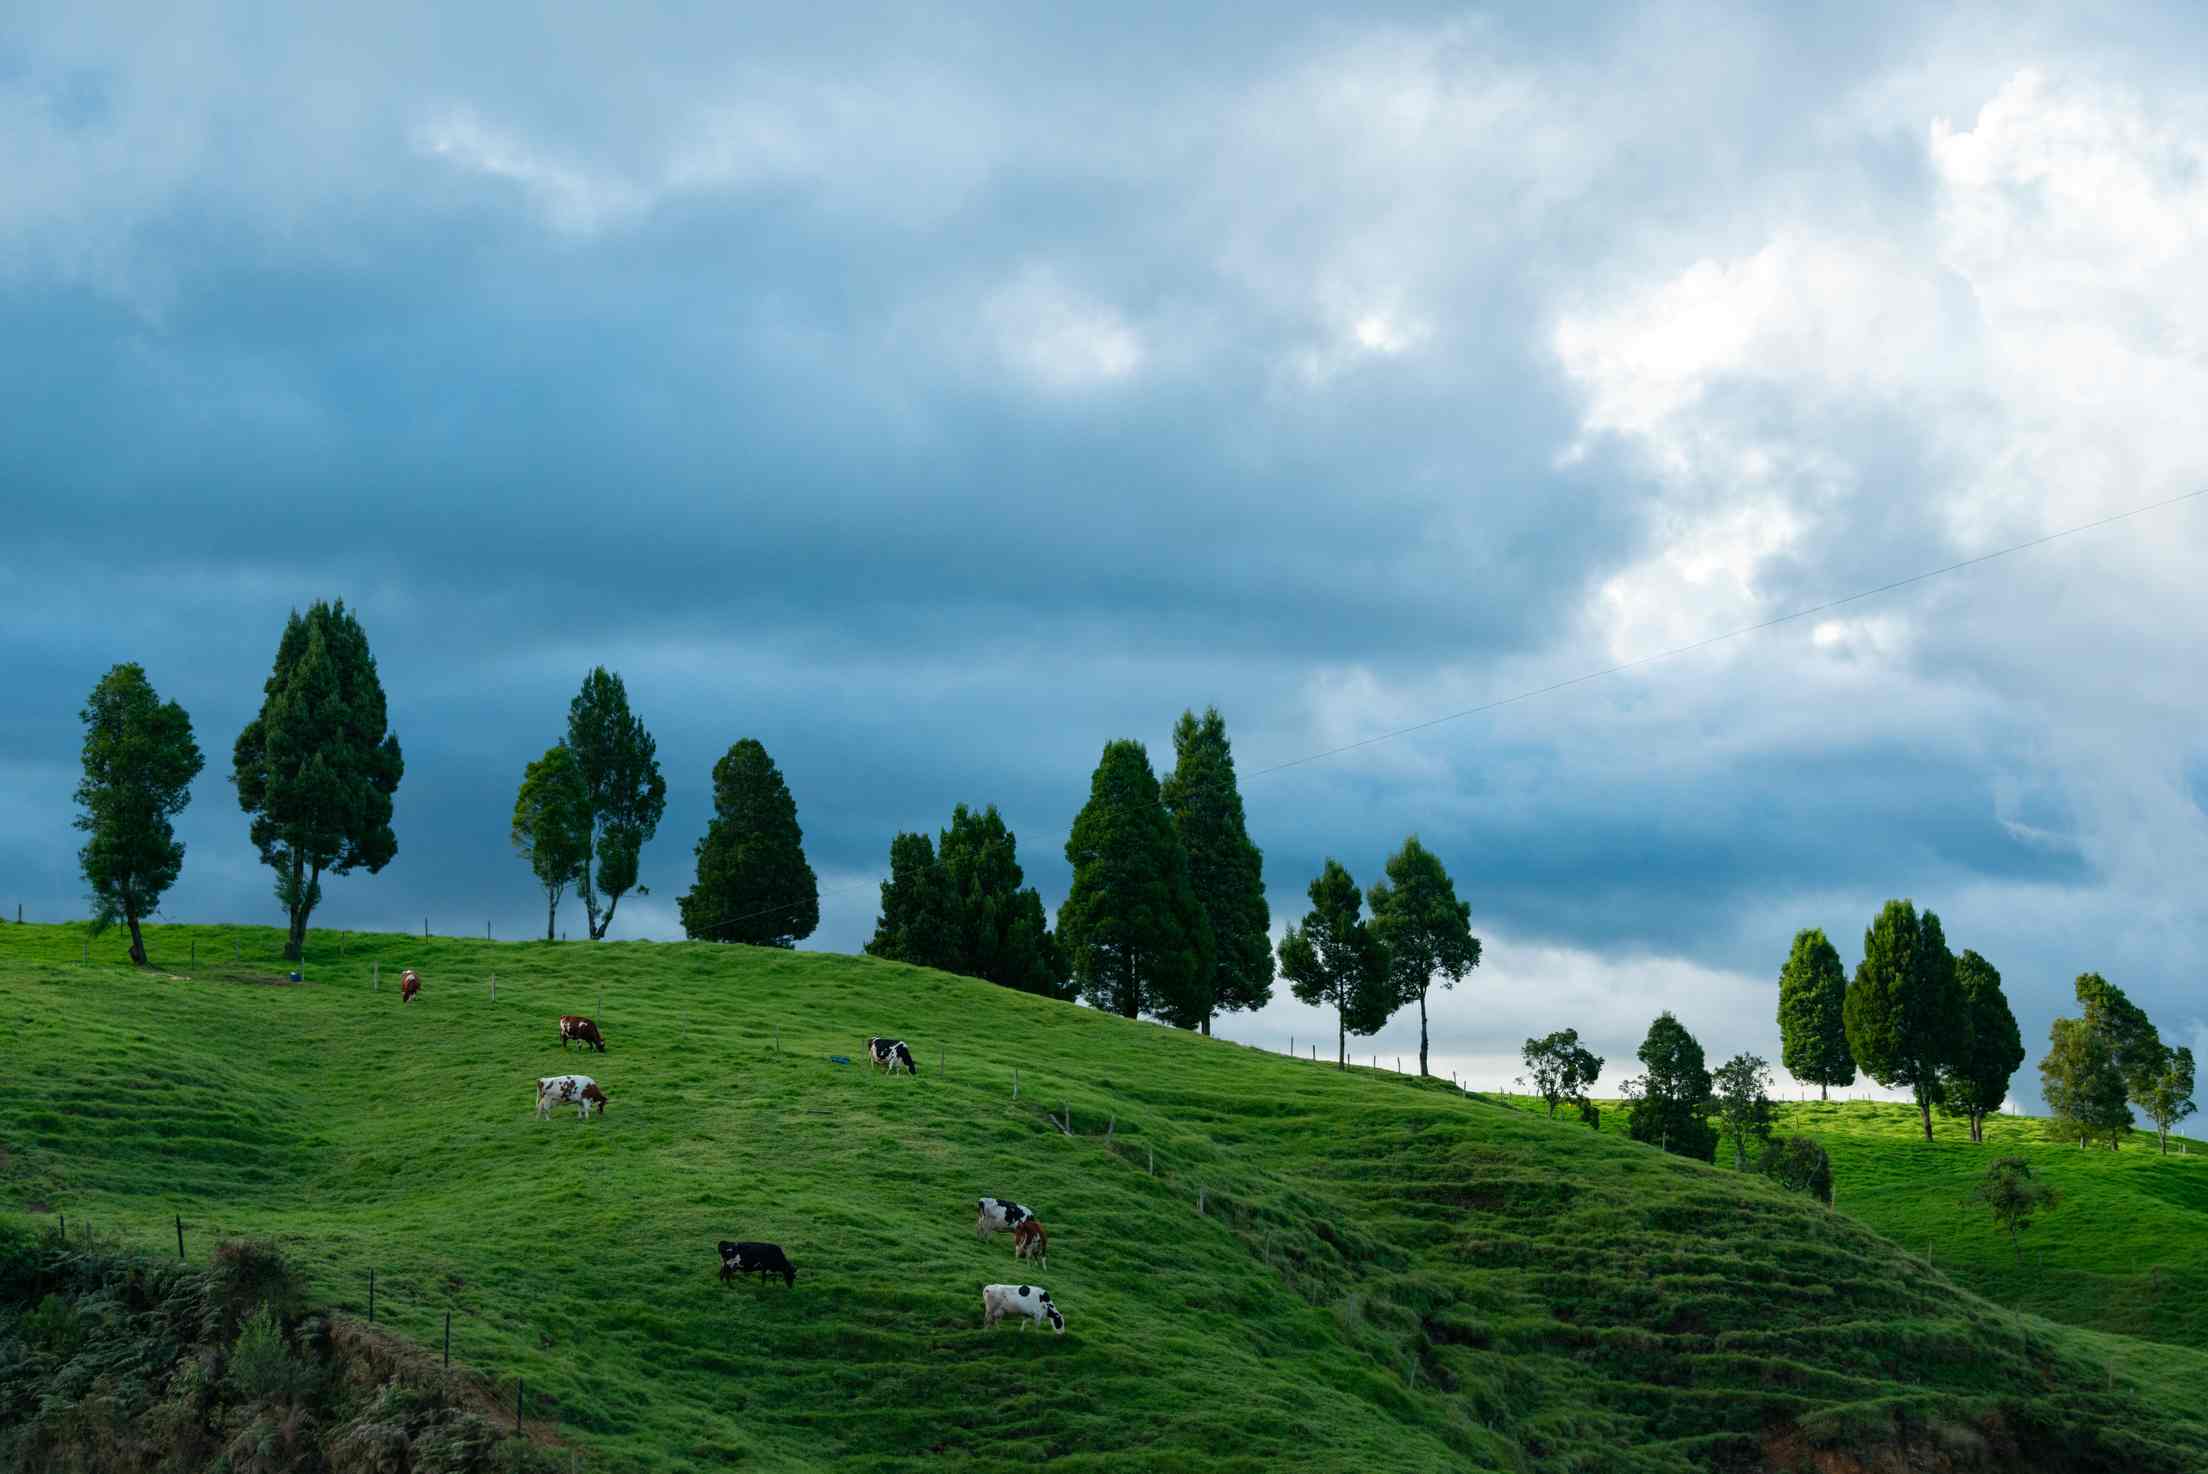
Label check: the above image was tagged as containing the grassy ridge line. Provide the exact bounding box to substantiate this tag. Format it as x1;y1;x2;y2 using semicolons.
10;920;2208;1472
1500;1092;2208;1357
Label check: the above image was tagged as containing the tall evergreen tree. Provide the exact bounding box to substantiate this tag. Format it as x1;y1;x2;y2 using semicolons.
1776;928;1854;1099
1159;707;1273;1034
2138;1047;2198;1157
2040;1016;2132;1149
1367;835;1481;1077
232;601;404;959
1277;859;1390;1069
74;663;204;966
1938;949;2025;1143
1842;900;1962;1142
936;804;1072;998
565;668;666;940
1057;740;1213;1020
512;743;591;941
866;832;960;972
1624;1011;1718;1161
678;738;819;947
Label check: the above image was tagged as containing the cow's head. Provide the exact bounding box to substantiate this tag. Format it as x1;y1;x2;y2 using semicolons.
582;1083;608;1114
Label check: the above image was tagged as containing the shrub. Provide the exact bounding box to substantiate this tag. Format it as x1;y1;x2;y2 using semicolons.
228;1303;308;1404
1757;1136;1834;1205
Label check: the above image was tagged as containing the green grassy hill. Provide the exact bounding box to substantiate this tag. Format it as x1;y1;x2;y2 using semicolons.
7;921;2208;1473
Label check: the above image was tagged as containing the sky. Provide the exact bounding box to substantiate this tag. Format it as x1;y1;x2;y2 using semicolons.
6;1;2206;1107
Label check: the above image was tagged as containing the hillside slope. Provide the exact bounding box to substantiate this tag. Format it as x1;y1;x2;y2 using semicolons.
6;921;2208;1473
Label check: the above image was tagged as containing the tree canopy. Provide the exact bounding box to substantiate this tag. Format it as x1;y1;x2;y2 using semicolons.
1520;1028;1603;1120
1757;1137;1834;1206
2040;1015;2132;1150
1939;949;2025;1143
1842;899;1961;1142
678;738;819;948
1057;740;1213;1021
1712;1052;1778;1171
1278;859;1390;1069
231;601;404;959
1776;928;1854;1100
1966;1156;2060;1266
1368;835;1481;1078
868;805;1071;998
74;663;204;966
1624;1012;1717;1162
1159;707;1273;1034
2138;1047;2198;1157
867;831;960;973
565;667;666;940
512;743;590;941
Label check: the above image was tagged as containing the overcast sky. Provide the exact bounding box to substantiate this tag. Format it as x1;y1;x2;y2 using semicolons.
7;2;2206;1106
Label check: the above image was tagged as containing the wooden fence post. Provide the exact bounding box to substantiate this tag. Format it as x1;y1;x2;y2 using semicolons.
1013;1069;1019;1099
490;974;496;1001
176;1215;185;1260
444;1311;451;1368
368;1270;376;1323
1147;1146;1154;1175
517;1380;524;1436
1198;1188;1206;1216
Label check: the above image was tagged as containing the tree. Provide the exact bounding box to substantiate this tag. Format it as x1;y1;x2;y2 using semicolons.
866;831;960;972
2138;1047;2197;1157
1842;900;1962;1142
1057;740;1213;1021
1776;928;1854;1100
1966;1157;2060;1266
1520;1029;1603;1119
1278;859;1391;1069
511;744;590;942
73;664;204;966
1623;1012;1717;1161
1757;1136;1834;1206
936;804;1072;999
1368;836;1482;1077
1713;1052;1778;1170
2073;972;2164;1100
2040;1016;2132;1150
232;601;405;960
678;738;818;947
1938;949;2025;1143
1159;707;1273;1035
565;668;666;941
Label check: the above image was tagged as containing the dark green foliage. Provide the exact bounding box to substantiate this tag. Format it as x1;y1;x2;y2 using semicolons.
1712;1052;1778;1170
1057;740;1214;1021
2073;972;2166;1100
866;831;960;971
1757;1135;1835;1205
1159;707;1273;1034
511;743;590;941
73;663;204;966
1623;1011;1717;1161
1278;859;1390;1069
2139;1047;2197;1156
1775;927;1853;1099
1939;950;2025;1143
866;806;1071;997
565;667;667;940
1520;1028;1602;1118
2042;1015;2134;1150
1367;836;1481;1077
678;738;819;947
1576;1099;1601;1131
1967;1156;2061;1266
1842;900;1962;1142
231;601;404;960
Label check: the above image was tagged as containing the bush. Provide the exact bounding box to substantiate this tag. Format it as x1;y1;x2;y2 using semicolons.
1758;1136;1834;1205
228;1303;308;1404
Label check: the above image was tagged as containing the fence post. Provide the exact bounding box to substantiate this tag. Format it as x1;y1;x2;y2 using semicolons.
1147;1146;1153;1175
425;917;429;938
58;1213;65;1241
176;1214;185;1260
517;1380;524;1436
1013;1069;1019;1099
445;1311;451;1368
368;1270;376;1323
1198;1188;1206;1216
1106;1115;1115;1140
490;974;496;1001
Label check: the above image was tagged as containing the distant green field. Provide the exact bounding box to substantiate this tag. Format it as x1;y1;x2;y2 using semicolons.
8;920;2208;1472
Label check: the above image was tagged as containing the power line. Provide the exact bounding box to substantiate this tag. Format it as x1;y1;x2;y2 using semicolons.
681;485;2206;937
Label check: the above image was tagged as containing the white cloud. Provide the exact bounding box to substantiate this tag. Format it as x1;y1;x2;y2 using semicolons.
982;266;1144;392
414;109;646;235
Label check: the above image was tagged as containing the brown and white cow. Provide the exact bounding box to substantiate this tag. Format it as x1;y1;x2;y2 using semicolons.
1011;1218;1049;1268
535;1074;608;1120
400;968;422;1004
558;1015;606;1052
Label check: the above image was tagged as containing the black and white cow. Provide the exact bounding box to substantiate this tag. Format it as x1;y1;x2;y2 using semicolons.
866;1036;919;1075
981;1283;1064;1334
975;1197;1035;1239
718;1240;797;1288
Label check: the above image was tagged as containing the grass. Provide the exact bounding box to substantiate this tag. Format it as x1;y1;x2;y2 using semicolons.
7;919;2208;1473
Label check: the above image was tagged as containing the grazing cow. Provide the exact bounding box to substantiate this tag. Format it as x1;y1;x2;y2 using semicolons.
981;1283;1065;1335
975;1197;1034;1239
534;1074;608;1120
1011;1218;1048;1268
717;1240;797;1288
400;968;422;1004
558;1015;606;1052
866;1037;919;1075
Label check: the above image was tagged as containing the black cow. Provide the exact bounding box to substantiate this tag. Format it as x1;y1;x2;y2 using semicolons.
718;1240;797;1288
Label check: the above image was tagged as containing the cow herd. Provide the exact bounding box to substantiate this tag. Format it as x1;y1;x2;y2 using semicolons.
401;968;1072;1337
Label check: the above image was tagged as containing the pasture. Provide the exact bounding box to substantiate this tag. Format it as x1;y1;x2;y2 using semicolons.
7;920;2208;1472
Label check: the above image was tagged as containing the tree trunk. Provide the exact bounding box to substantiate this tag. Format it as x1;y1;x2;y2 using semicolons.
1120;954;1140;1019
125;909;147;967
1418;990;1430;1077
1918;1090;1933;1143
546;892;558;942
1336;1010;1345;1070
1200;1013;1210;1037
1820;1081;1827;1102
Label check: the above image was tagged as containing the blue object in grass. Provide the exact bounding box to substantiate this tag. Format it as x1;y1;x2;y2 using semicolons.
828;1054;852;1065
287;971;303;983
